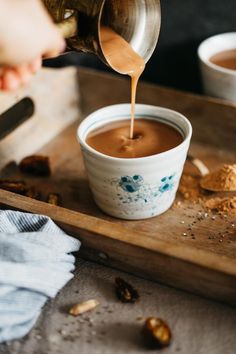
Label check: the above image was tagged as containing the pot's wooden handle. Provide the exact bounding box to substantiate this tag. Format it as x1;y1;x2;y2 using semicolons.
187;155;209;176
57;15;77;39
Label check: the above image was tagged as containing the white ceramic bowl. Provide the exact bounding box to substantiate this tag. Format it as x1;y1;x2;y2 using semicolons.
77;104;192;220
198;32;236;102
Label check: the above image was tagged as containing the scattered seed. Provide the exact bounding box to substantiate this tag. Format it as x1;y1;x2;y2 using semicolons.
137;316;144;321
59;329;67;336
98;252;109;260
69;299;99;316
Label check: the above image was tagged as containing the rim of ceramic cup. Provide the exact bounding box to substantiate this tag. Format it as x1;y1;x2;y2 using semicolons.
198;32;236;76
77;104;192;163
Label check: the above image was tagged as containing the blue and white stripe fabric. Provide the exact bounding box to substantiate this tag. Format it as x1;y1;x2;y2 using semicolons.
0;210;80;343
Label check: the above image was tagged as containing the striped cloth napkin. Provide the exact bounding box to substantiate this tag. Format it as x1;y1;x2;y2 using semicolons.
0;210;80;343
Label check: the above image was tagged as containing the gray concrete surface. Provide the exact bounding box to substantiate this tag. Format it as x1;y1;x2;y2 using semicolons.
1;258;236;354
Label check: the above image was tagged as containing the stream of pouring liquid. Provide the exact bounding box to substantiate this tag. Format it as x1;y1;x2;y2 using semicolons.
100;26;145;139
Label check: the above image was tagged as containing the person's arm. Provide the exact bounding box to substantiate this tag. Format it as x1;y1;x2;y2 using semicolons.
0;0;65;90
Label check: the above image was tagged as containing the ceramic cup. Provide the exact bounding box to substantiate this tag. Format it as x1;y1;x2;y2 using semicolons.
198;32;236;102
77;104;192;220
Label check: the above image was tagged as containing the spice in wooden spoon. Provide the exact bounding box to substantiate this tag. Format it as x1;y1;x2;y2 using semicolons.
200;164;236;192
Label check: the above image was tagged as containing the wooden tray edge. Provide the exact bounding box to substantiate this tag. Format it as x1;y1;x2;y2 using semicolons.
1;189;235;278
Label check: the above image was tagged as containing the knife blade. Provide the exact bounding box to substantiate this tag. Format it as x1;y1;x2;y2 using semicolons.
0;97;35;141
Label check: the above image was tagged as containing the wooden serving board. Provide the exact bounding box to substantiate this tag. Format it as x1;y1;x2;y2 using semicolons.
0;68;236;306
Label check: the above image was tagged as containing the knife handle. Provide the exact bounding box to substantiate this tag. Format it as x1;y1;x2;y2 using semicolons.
0;97;35;141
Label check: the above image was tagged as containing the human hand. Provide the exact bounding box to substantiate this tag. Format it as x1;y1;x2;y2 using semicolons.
0;0;65;90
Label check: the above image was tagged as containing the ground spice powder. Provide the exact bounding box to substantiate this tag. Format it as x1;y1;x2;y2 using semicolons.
200;164;236;192
178;174;203;201
178;164;236;215
205;197;236;215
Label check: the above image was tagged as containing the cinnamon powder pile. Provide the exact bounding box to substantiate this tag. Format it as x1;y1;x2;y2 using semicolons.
178;164;236;215
178;174;203;201
205;196;236;214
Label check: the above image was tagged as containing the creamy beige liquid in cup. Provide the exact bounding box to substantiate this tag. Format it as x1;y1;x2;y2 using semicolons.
86;119;183;159
100;26;145;139
210;49;236;70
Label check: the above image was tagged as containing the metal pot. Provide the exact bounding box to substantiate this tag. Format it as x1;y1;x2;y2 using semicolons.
43;0;161;67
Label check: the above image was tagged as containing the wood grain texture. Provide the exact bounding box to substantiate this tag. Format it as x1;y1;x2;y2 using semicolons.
0;67;235;305
0;189;236;306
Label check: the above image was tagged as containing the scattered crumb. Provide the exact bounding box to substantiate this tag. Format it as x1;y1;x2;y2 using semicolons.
115;277;139;303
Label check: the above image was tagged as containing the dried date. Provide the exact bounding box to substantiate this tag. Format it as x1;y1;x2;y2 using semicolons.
25;187;41;200
0;180;26;195
142;317;172;349
19;155;51;176
0;179;41;200
46;193;61;206
115;277;139;303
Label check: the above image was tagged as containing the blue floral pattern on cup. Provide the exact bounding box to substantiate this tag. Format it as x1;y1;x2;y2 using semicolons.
109;173;177;205
119;175;143;193
159;175;175;193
